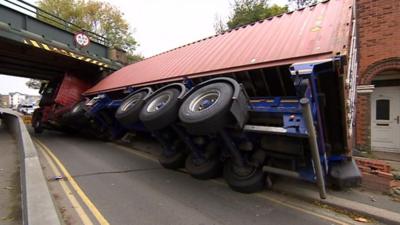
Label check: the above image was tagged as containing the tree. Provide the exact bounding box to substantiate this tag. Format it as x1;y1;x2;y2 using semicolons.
37;0;139;57
215;0;288;33
127;54;144;64
214;14;227;35
288;0;318;9
26;79;43;89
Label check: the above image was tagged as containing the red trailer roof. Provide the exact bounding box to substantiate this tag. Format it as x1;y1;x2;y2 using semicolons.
85;0;353;95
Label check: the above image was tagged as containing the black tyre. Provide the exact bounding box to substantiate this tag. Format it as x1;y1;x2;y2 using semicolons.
185;142;222;179
185;154;222;180
67;101;88;125
223;160;265;193
179;82;233;135
139;88;180;131
33;119;44;134
115;91;147;126
70;101;86;116
32;110;43;134
159;140;187;169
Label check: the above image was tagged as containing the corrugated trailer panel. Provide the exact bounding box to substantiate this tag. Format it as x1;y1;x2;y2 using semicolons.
85;0;353;95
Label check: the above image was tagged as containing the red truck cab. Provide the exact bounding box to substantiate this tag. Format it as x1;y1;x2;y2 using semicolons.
32;73;92;133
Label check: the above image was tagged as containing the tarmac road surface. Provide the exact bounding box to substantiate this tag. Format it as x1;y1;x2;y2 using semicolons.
33;130;370;225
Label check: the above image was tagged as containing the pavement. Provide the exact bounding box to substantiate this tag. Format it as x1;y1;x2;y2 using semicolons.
353;150;400;171
271;177;400;225
31;130;377;225
0;123;22;225
369;152;400;163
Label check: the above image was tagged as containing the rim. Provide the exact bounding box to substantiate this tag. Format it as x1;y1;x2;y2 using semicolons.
72;104;81;113
189;90;220;112
232;164;258;179
34;120;40;128
121;93;142;111
146;93;171;113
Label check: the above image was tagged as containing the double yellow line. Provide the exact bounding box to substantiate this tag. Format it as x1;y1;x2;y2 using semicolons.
35;139;110;225
35;139;349;225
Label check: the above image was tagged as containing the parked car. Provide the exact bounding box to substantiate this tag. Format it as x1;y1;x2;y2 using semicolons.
17;104;35;115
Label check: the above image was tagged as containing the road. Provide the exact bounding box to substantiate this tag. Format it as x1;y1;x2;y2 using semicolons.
33;130;364;225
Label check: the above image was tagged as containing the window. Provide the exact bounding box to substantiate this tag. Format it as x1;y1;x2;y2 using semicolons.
376;99;390;120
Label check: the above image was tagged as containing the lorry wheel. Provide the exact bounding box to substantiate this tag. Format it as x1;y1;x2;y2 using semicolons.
223;160;265;193
158;140;186;169
139;88;180;131
179;82;233;134
68;101;87;123
67;101;89;126
185;142;222;179
70;101;86;116
32;110;44;134
33;119;44;134
115;91;147;126
185;154;221;180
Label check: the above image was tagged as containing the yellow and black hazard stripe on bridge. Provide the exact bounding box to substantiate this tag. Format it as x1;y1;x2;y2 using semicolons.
23;39;113;69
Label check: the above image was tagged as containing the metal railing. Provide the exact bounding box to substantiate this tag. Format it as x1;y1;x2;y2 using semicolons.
0;0;110;46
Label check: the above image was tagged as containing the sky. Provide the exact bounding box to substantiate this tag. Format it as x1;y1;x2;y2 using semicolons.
0;0;288;95
0;75;40;95
104;0;288;57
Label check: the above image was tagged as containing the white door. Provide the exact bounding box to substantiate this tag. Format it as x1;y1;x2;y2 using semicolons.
371;86;400;152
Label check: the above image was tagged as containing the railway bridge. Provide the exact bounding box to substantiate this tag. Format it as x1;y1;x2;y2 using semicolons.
0;0;124;81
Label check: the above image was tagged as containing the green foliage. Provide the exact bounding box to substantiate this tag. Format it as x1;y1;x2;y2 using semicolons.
26;79;43;89
127;54;144;64
37;0;138;55
214;14;226;35
222;0;288;31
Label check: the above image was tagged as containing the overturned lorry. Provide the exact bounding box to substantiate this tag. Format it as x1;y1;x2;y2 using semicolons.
34;0;361;198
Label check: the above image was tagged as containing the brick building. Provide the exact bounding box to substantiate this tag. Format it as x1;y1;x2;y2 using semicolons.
9;92;26;109
0;94;9;108
355;0;400;153
0;93;40;109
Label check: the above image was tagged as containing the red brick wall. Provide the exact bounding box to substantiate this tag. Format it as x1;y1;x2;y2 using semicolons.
355;0;400;149
355;94;371;150
356;0;400;83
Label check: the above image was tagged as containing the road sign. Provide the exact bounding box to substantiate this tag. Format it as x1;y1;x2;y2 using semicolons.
74;32;90;48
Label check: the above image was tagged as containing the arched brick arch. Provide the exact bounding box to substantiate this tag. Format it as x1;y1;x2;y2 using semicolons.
356;57;400;151
360;57;400;84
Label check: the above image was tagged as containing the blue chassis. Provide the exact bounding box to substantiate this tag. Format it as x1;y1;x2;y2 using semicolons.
85;57;347;184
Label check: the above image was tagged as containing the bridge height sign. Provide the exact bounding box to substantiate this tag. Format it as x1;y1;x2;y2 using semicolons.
74;32;90;48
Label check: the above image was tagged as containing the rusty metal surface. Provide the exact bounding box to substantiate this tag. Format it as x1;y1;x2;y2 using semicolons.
85;0;352;95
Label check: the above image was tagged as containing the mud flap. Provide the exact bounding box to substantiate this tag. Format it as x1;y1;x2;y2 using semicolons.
230;86;249;129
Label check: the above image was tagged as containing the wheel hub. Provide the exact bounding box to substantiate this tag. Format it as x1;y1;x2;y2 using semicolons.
189;90;220;112
147;94;171;112
192;156;207;166
72;105;80;113
232;165;255;178
121;95;141;111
